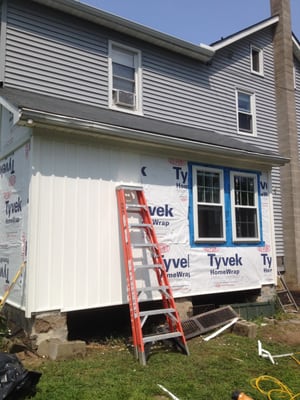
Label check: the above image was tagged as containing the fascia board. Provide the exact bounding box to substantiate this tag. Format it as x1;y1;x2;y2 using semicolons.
31;0;214;62
212;16;279;51
19;108;289;167
293;35;300;62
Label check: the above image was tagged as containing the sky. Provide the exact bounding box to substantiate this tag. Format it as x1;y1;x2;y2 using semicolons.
79;0;300;45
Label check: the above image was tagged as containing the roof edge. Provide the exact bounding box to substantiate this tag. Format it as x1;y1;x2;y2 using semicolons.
31;0;214;62
293;34;300;62
211;16;279;51
19;108;289;167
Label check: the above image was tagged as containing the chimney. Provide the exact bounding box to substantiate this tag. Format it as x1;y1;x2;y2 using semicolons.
270;0;300;288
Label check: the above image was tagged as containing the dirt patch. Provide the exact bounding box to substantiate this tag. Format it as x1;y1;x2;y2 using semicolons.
258;317;300;346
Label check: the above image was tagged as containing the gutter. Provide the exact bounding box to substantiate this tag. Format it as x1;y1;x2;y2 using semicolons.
20;108;289;167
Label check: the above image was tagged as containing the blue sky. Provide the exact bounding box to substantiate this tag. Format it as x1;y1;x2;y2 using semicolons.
80;0;300;45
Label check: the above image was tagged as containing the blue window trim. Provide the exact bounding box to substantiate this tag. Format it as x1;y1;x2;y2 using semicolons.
188;162;265;248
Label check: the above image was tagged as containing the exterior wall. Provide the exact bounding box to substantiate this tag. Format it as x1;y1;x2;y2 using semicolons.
0;139;31;310
25;133;277;316
4;0;108;105
4;1;278;144
2;0;284;258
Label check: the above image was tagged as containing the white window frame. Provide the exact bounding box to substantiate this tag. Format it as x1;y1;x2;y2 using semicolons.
192;166;226;243
236;89;257;136
250;45;264;76
108;41;142;114
230;171;260;243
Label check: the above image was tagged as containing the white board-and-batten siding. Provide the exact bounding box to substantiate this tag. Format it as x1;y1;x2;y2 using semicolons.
27;134;276;316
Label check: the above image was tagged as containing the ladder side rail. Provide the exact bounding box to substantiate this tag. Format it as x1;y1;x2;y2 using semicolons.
116;189;145;357
137;190;189;343
277;273;299;312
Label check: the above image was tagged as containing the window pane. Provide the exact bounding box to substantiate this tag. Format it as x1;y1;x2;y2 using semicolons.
235;208;258;238
197;171;220;204
234;176;255;206
113;63;135;80
113;77;135;92
112;48;135;67
238;112;252;132
238;93;251;112
198;205;223;238
252;49;260;72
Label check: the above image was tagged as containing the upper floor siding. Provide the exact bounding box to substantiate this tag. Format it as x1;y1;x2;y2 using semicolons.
2;0;279;154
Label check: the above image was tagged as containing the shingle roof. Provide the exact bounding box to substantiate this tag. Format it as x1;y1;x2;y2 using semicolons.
0;87;288;166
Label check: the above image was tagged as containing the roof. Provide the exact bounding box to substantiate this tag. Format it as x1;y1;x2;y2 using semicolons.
0;87;288;167
31;0;214;63
211;15;300;63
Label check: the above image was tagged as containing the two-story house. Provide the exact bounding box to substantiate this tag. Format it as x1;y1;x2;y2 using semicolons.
0;0;296;347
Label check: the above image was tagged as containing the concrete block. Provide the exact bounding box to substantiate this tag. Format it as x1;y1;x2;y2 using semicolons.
37;339;86;360
232;320;257;339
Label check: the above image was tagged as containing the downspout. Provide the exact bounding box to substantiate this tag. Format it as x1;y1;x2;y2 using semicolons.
0;0;7;84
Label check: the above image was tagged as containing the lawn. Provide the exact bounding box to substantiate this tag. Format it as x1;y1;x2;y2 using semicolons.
21;318;300;400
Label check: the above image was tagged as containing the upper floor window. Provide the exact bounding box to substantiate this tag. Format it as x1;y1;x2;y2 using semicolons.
230;172;260;242
250;46;264;75
192;166;225;242
109;42;142;113
236;90;256;135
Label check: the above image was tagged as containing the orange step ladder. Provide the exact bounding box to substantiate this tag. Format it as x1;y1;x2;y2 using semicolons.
116;185;189;365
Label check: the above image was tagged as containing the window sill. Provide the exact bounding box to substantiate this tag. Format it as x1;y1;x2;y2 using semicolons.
109;105;143;116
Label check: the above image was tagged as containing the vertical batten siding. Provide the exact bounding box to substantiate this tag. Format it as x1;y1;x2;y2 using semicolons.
295;58;300;160
28;135;144;314
5;0;108;105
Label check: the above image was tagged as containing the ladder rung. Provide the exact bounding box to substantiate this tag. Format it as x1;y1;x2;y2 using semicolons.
143;331;183;344
117;185;143;191
132;243;157;248
138;286;169;293
140;308;176;317
126;204;147;212
130;223;152;229
135;264;163;270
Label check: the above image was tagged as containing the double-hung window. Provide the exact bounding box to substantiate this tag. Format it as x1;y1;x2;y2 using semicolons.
230;172;260;242
192;166;225;242
109;42;142;113
236;90;256;135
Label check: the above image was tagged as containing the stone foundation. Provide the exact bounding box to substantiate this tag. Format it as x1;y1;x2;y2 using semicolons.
30;311;68;348
257;285;277;303
175;298;193;320
3;305;68;350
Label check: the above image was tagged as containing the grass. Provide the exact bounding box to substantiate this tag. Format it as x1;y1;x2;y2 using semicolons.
21;321;300;400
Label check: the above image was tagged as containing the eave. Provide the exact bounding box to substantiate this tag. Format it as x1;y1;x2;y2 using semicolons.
19;108;289;168
211;16;279;51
